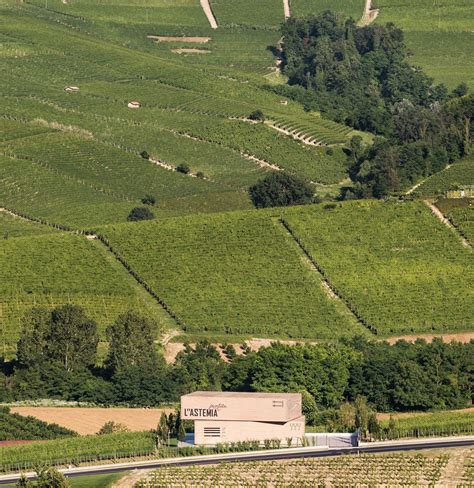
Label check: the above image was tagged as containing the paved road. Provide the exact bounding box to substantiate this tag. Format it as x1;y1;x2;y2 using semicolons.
1;436;473;484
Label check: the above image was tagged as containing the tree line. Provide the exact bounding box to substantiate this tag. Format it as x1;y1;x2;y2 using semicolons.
268;11;473;199
0;305;472;419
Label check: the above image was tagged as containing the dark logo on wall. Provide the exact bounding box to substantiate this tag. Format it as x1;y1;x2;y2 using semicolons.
184;408;219;417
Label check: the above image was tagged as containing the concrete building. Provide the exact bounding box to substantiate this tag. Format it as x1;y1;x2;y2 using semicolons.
181;391;305;446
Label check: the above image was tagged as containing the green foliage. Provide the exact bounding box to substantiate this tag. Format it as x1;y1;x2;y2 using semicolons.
141;195;156;206
176;164;191;175
379;410;474;439
1;431;156;473
106;312;162;375
127;207;155;222
0;407;77;441
97;421;128;436
17;304;98;372
249;110;265;122
249;173;314;208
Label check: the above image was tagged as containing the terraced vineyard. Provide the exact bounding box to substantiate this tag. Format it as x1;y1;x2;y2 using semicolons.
283;201;474;336
0;232;173;354
137;452;453;487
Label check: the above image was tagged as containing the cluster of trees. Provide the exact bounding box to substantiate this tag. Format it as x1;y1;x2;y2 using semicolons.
272;11;473;197
249;172;316;208
1;306;472;416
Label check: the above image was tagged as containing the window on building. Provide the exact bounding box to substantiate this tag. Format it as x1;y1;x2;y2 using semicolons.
272;400;284;408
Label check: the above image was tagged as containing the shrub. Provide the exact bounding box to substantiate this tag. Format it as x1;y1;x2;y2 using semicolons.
195;171;205;179
127;207;155;222
97;421;129;435
141;194;156;206
176;164;190;174
249;110;265;122
140;151;150;160
249;173;314;208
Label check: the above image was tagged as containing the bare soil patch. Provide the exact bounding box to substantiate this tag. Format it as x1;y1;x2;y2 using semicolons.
171;48;211;54
11;407;173;435
147;36;210;43
385;332;474;345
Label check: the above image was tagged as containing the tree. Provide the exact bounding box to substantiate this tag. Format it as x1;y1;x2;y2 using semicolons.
301;390;318;426
249;173;314;208
106;312;162;375
176;164;190;174
157;412;169;446
46;305;98;372
141;194;156;205
249;110;265;122
140;151;150;160
452;83;468;98
127;207;155;222
36;467;70;488
17;308;50;368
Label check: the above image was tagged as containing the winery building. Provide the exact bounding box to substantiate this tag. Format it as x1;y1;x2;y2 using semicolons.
181;391;305;446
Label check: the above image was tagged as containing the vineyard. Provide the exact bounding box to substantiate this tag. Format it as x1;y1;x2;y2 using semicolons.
0;232;173;354
380;410;474;440
0;431;156;473
136;452;454;487
282;201;474;336
417;158;474;197
436;198;474;244
375;0;474;88
0;406;77;441
99;210;366;340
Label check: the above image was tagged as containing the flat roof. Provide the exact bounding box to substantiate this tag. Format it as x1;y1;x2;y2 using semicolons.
182;391;301;399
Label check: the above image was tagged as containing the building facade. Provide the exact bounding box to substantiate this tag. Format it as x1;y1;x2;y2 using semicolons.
181;391;305;446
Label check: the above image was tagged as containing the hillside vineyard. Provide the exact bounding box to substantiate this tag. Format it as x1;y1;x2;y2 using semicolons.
0;0;473;352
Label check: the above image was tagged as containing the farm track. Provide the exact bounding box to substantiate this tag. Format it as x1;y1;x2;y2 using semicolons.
425;201;472;249
359;0;379;27
283;0;291;19
200;0;218;29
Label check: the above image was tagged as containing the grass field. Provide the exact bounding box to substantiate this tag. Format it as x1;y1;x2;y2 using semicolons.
69;473;127;488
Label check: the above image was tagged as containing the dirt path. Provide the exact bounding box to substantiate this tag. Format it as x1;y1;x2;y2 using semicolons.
425;200;471;248
113;470;153;488
436;448;471;487
200;0;218;29
359;0;379;26
283;0;291;19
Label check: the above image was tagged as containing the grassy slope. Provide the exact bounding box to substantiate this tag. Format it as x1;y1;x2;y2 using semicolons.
283;201;473;336
0;212;58;238
0;233;174;355
69;473;128;488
